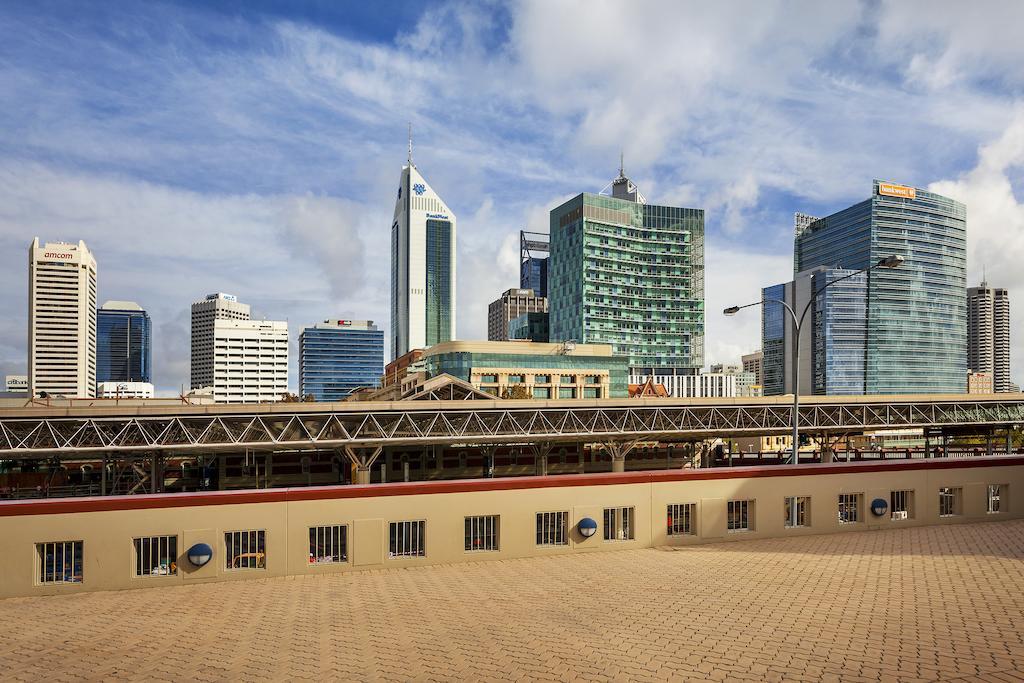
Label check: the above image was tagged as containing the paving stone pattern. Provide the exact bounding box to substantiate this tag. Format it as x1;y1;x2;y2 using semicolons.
2;521;1024;681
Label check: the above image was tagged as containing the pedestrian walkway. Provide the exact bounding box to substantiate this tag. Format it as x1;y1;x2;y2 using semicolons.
2;521;1024;681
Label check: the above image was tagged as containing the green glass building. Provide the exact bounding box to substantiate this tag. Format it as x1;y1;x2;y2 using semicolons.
547;171;705;374
794;180;967;394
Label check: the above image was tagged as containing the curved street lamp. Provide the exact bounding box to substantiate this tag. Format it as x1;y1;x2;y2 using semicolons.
724;255;904;466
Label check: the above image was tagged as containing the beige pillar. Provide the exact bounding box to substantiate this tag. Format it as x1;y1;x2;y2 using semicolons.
611;456;626;473
355;466;371;485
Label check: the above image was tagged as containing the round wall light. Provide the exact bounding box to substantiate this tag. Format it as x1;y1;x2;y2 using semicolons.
578;517;598;538
187;542;213;567
870;498;888;517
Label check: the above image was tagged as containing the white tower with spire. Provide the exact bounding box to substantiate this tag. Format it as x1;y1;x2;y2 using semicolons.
390;128;458;359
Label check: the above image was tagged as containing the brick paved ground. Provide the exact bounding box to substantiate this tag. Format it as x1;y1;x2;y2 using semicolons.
3;521;1024;682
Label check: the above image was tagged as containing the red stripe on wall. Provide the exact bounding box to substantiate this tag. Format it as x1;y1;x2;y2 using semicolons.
1;456;1022;517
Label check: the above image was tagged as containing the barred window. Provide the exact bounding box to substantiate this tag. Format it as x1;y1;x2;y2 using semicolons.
536;511;568;546
938;487;962;518
603;507;634;541
465;515;499;552
890;490;914;520
134;535;178;576
389;520;425;558
667;503;696;536
784;496;810;528
225;529;266;570
36;540;83;584
838;493;862;524
728;500;753;532
988;484;1006;514
309;525;347;563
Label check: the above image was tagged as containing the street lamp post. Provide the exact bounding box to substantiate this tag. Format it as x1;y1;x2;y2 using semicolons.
724;255;904;466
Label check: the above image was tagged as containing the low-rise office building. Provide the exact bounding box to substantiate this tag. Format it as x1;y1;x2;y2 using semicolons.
421;340;628;398
96;381;155;399
299;320;384;401
487;288;548;341
628;370;736;399
4;375;27;394
968;371;994;394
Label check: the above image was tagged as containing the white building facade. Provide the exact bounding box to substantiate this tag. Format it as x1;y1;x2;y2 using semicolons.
390;148;457;359
191;293;288;403
4;375;27;394
628;371;737;398
97;381;155;399
190;293;251;391
28;238;98;398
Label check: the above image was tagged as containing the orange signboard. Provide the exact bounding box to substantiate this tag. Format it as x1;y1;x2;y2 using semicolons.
878;183;916;199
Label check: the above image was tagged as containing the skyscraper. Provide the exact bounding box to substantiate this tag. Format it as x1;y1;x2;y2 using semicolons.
390;137;457;359
487;288;548;341
299;320;385;401
794;180;967;394
520;230;549;297
190;293;250;391
549;164;704;393
97;301;152;384
190;293;288;403
28;238;97;398
968;281;1010;392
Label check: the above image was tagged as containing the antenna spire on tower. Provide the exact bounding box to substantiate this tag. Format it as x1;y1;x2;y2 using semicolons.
407;122;413;166
619;150;624;177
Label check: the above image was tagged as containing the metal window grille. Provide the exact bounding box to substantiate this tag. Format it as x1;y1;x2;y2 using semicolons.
133;535;178;576
309;525;347;563
225;529;266;570
464;515;499;552
603;507;634;541
667;503;696;536
727;500;752;532
938;487;962;517
36;540;83;584
536;511;568;546
838;494;862;523
389;520;425;558
785;497;810;528
890;490;913;520
988;484;1005;513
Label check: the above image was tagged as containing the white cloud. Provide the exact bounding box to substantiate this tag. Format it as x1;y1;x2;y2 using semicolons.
930;109;1024;383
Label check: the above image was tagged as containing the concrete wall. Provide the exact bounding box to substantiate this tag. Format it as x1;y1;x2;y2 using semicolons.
1;457;1020;599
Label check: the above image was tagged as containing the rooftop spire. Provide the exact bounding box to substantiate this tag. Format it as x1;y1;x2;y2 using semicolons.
407;122;413;166
619;150;624;178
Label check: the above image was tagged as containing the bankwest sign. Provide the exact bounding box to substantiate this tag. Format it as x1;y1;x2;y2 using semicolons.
878;183;916;199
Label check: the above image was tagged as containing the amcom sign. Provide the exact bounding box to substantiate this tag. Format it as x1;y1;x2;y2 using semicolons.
43;252;74;260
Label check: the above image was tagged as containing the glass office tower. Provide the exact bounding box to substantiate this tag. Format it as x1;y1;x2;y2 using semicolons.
761;284;786;396
548;171;705;373
795;180;966;394
96;301;152;383
299;320;385;401
811;269;867;395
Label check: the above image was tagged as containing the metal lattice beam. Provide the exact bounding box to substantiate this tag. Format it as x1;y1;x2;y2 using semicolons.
1;396;1023;458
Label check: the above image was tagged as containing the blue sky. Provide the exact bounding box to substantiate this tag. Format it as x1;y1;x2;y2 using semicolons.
1;0;1024;394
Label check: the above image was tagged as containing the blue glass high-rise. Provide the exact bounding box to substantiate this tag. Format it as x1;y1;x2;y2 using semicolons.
299;321;385;401
96;302;152;383
795;180;966;394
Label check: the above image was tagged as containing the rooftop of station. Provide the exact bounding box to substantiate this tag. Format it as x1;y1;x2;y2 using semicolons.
2;520;1021;681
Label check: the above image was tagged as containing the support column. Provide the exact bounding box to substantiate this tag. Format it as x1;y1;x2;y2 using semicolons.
100;455;107;496
604;440;638;473
1007;427;1014;454
480;446;496;479
924;433;930;459
942;433;949;459
531;443;552;476
987;429;994;456
343;446;383;486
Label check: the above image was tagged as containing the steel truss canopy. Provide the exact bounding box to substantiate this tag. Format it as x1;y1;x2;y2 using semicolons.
1;395;1023;458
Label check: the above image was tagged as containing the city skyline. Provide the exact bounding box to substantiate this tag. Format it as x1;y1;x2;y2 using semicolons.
1;2;1023;395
